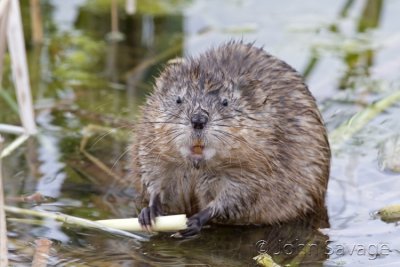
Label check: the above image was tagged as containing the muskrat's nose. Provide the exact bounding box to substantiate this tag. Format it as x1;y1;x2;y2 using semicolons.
191;114;208;130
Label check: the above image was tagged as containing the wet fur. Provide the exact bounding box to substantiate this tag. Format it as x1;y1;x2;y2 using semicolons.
130;41;330;226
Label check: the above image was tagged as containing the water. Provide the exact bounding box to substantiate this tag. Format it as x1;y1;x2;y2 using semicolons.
1;0;400;266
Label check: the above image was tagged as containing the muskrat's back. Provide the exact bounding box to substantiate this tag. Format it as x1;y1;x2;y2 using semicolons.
131;41;330;237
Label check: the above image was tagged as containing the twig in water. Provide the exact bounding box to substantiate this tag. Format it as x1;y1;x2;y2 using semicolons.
32;238;52;267
4;205;148;241
329;90;400;150
124;38;183;80
80;125;122;182
6;192;53;204
0;135;9;267
0;134;29;158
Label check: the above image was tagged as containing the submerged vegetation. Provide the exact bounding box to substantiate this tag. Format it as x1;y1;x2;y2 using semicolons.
51;34;106;86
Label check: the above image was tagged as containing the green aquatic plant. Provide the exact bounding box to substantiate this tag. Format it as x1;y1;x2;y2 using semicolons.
50;33;106;86
329;89;400;150
83;0;191;16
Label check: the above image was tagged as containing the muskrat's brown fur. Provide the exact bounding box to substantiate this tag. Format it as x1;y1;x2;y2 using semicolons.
130;41;330;237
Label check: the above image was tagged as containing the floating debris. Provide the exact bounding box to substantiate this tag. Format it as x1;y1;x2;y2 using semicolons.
378;135;400;173
378;204;400;222
253;253;281;267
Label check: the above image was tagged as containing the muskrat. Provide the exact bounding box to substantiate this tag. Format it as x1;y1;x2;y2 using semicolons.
130;41;331;237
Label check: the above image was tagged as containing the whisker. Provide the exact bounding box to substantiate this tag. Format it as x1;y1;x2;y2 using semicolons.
111;147;131;171
135;121;188;126
212;110;281;123
90;125;131;149
209;123;272;130
153;132;185;164
129;129;182;163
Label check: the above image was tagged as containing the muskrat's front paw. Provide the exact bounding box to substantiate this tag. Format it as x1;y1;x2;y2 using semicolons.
138;205;161;232
173;217;202;238
172;208;212;238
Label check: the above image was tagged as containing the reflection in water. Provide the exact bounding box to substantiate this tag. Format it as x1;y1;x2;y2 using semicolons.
302;0;385;90
141;14;155;47
302;0;356;79
339;0;384;89
32;110;70;244
141;221;328;267
53;219;328;267
35;110;66;199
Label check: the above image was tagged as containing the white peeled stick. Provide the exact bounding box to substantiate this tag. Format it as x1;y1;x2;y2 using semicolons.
96;214;188;232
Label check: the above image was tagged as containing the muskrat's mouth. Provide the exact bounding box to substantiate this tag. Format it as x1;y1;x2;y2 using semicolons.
191;145;204;155
191;139;204;155
189;139;205;169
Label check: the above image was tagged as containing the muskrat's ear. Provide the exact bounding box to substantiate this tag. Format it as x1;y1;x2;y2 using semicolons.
154;77;164;91
154;58;186;92
167;57;186;66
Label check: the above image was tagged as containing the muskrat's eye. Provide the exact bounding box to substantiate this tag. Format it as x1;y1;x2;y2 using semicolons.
222;99;228;107
176;96;182;104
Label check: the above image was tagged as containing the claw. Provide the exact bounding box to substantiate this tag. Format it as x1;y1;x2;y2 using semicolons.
138;195;162;232
173;207;212;238
138;207;155;232
177;217;202;238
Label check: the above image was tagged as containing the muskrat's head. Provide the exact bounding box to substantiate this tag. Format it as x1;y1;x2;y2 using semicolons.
143;47;269;170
